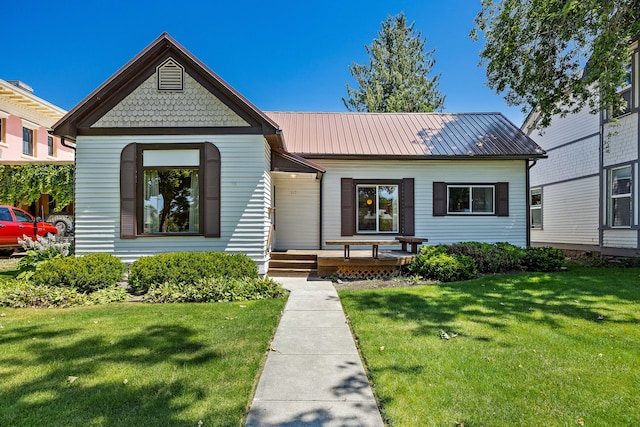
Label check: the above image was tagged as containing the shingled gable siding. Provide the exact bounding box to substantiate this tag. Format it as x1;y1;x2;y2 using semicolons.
75;134;272;273
322;159;527;247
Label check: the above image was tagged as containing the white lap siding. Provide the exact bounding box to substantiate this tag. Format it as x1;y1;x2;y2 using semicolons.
74;134;272;273
317;159;528;248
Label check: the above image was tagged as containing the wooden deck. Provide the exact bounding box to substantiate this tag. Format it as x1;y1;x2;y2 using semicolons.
270;249;416;279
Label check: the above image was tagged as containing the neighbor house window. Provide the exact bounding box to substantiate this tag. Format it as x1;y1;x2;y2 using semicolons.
340;178;415;236
120;142;220;239
433;182;509;217
47;136;55;156
357;184;399;233
0;118;5;144
609;165;632;227
22;127;34;156
447;185;494;214
530;188;542;229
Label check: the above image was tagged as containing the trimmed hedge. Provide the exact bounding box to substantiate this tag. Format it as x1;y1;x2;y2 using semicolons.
31;253;126;292
128;252;259;291
523;246;566;272
409;248;477;282
447;241;525;274
144;277;287;303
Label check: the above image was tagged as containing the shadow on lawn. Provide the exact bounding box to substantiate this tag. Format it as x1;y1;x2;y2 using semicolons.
342;267;640;337
0;322;224;426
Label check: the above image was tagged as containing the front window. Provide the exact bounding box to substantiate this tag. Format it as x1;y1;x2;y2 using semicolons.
141;148;201;234
530;188;542;229
357;184;398;233
22;127;34;156
448;185;494;214
609;166;632;227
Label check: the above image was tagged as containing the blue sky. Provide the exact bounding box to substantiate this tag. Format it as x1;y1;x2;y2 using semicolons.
4;0;525;125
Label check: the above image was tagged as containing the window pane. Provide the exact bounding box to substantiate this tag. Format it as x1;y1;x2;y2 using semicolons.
530;189;541;206
449;187;469;212
378;185;398;232
13;209;34;223
472;187;494;213
22;128;33;156
48;136;54;156
531;208;542;229
357;186;376;232
143;169;199;233
612;197;631;227
612;167;631;195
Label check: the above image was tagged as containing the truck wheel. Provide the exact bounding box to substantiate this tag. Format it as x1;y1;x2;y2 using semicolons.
55;219;71;236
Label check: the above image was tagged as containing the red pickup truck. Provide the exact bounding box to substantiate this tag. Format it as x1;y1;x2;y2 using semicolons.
0;206;58;256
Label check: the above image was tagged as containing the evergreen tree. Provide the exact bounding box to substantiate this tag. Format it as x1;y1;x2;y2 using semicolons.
343;13;445;113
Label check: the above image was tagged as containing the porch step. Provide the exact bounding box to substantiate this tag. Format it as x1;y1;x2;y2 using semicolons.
268;252;318;277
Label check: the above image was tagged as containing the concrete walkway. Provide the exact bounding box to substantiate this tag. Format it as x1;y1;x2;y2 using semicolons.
245;277;385;427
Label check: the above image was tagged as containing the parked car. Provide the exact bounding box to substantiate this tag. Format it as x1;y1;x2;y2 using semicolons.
0;206;58;256
45;211;74;236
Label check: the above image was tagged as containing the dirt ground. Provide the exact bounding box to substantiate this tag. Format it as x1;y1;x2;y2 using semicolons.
330;277;434;290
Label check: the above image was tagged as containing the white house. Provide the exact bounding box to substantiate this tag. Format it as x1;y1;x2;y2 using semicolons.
53;34;546;274
525;40;639;258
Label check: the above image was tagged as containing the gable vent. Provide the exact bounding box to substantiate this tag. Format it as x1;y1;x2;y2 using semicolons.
157;58;184;91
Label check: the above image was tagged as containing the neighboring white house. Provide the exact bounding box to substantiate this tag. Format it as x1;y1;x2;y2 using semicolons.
524;40;639;257
53;33;546;274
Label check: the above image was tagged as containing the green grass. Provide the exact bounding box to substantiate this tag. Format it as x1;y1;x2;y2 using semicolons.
339;266;640;426
0;300;285;426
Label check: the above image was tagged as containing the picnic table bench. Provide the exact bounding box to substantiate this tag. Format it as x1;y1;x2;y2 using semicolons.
396;236;429;254
325;239;399;260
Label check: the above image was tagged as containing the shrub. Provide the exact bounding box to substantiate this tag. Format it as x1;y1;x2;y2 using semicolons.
129;252;259;291
88;286;131;305
409;250;477;282
448;242;525;274
144;277;287;303
17;234;72;280
31;253;125;292
0;279;88;308
523;247;565;272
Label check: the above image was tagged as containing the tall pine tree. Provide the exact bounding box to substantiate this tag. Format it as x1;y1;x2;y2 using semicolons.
343;13;445;113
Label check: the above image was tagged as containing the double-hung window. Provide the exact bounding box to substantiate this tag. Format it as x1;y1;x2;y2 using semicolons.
47;136;55;156
22;127;34;156
609;166;632;227
356;184;399;233
530;188;542;229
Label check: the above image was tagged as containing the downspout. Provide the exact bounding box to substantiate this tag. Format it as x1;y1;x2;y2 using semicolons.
526;159;538;247
318;172;324;249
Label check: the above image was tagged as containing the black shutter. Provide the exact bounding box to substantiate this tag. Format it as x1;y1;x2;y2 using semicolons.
433;182;447;216
120;143;137;239
401;178;415;235
341;178;354;236
496;182;509;216
203;142;221;237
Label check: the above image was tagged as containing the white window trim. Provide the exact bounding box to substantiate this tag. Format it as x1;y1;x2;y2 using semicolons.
530;188;542;229
447;184;495;215
356;184;399;233
608;165;632;228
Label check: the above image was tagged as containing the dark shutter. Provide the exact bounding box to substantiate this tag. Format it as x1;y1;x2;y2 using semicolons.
341;178;354;236
401;178;415;235
433;182;447;216
120;143;137;239
496;182;509;216
203;142;221;237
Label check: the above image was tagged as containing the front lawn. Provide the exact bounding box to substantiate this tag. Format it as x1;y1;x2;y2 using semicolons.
0;301;285;426
339;266;640;426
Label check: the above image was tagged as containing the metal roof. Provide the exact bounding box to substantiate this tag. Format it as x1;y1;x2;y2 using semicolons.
266;112;546;159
